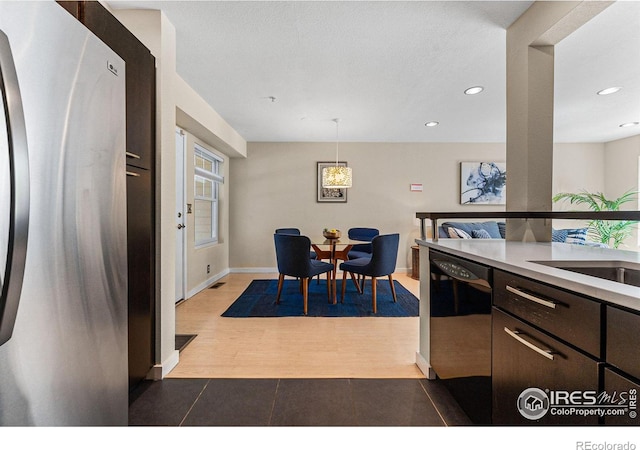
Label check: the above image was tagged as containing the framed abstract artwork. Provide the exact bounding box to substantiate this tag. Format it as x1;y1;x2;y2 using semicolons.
460;161;506;204
317;161;348;203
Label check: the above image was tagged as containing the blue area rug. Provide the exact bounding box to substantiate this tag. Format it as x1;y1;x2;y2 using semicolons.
221;279;419;317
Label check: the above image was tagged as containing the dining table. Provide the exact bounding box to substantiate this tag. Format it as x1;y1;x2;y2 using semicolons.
310;236;362;303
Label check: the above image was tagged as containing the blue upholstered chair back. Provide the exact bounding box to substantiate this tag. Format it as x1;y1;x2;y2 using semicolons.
364;233;399;277
348;227;379;253
274;233;314;278
348;227;379;241
275;228;301;235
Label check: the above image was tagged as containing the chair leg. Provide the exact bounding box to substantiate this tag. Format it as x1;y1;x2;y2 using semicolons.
341;270;348;303
349;272;361;293
372;277;377;314
303;277;309;315
388;274;397;302
326;271;333;304
276;274;284;304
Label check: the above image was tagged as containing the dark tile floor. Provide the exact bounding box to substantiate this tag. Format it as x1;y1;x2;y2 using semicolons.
128;377;471;426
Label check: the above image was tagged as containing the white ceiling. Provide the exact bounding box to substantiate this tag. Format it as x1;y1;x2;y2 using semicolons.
108;0;640;144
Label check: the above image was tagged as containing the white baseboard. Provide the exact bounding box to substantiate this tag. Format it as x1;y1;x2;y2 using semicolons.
146;350;180;380
415;351;436;379
231;267;277;274
186;268;231;299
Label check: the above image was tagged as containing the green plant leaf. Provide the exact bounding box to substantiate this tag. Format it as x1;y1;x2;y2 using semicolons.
553;189;639;248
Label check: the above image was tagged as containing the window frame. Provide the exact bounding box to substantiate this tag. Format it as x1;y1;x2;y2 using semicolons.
194;144;223;247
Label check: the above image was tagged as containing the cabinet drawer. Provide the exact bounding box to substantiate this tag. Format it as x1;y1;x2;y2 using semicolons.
494;270;602;358
492;309;601;425
607;306;640;380
603;368;639;425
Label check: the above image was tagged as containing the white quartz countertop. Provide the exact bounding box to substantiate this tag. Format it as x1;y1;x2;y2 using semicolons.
415;239;640;311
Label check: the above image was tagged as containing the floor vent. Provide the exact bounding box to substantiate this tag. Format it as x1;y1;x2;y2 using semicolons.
209;282;225;289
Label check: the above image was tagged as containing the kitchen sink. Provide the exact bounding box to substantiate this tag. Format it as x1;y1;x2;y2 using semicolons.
532;260;640;288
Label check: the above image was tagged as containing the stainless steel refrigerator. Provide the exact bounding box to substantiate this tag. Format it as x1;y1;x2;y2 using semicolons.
0;1;128;425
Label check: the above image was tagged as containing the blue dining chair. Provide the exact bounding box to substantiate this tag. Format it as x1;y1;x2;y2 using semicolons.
274;233;335;315
347;227;379;260
339;233;399;314
275;228;301;235
275;228;316;259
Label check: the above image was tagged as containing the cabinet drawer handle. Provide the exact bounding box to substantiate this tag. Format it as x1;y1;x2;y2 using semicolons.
126;151;141;159
504;327;555;360
126;171;140;177
506;285;557;309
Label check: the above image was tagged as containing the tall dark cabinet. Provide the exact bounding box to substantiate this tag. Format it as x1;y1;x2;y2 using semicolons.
58;1;156;393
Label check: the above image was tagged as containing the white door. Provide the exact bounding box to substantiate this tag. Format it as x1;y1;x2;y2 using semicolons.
175;128;186;303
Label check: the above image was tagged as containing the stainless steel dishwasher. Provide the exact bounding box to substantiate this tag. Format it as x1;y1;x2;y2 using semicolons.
428;249;493;424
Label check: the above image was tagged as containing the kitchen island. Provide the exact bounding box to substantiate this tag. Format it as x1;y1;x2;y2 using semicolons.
416;239;640;310
415;238;640;425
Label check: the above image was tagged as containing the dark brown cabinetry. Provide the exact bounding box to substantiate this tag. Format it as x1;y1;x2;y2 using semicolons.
492;308;601;425
493;270;602;358
427;246;640;426
604;305;640;425
492;269;603;425
58;1;156;392
606;305;640;381
603;368;639;425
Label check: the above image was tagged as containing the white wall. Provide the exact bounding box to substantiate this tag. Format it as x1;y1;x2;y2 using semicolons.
551;142;606;231
182;130;231;297
230;142;507;272
113;9;246;378
230;141;628;272
604;135;640;249
551;139;640;250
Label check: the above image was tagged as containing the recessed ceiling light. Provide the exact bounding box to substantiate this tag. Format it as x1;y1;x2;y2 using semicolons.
597;87;622;96
425;121;439;127
619;122;639;128
464;86;484;95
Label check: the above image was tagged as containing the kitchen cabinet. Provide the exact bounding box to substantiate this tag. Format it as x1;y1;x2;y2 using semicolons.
603;368;639;426
492;269;603;425
493;270;602;358
606;305;640;381
604;305;640;425
419;239;640;426
58;1;155;170
492;308;601;425
125;167;155;390
58;1;156;392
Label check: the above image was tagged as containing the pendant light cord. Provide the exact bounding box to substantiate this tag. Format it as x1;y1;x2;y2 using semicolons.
334;118;340;166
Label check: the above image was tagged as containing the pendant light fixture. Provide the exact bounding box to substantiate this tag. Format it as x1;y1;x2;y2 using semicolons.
322;118;352;188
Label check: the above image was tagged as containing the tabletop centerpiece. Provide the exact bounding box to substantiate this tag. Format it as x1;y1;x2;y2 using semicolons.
323;228;341;239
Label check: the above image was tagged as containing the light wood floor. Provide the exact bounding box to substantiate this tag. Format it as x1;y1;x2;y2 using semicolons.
168;272;425;379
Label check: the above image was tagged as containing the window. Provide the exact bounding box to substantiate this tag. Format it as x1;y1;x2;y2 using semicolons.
194;144;223;246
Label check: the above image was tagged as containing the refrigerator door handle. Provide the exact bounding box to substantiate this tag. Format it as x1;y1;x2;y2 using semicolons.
0;30;30;346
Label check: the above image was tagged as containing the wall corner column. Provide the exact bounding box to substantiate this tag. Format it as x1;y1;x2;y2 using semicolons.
505;1;612;241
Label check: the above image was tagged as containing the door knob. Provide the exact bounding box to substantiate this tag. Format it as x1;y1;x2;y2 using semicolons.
177;224;185;229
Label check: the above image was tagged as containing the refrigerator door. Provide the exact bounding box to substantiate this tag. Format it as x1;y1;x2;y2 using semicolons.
0;2;128;426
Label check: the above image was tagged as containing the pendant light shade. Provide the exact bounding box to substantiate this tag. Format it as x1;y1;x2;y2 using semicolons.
322;118;352;188
322;165;352;189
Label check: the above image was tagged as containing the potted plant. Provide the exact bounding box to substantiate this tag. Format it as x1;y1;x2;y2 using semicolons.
552;189;638;248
